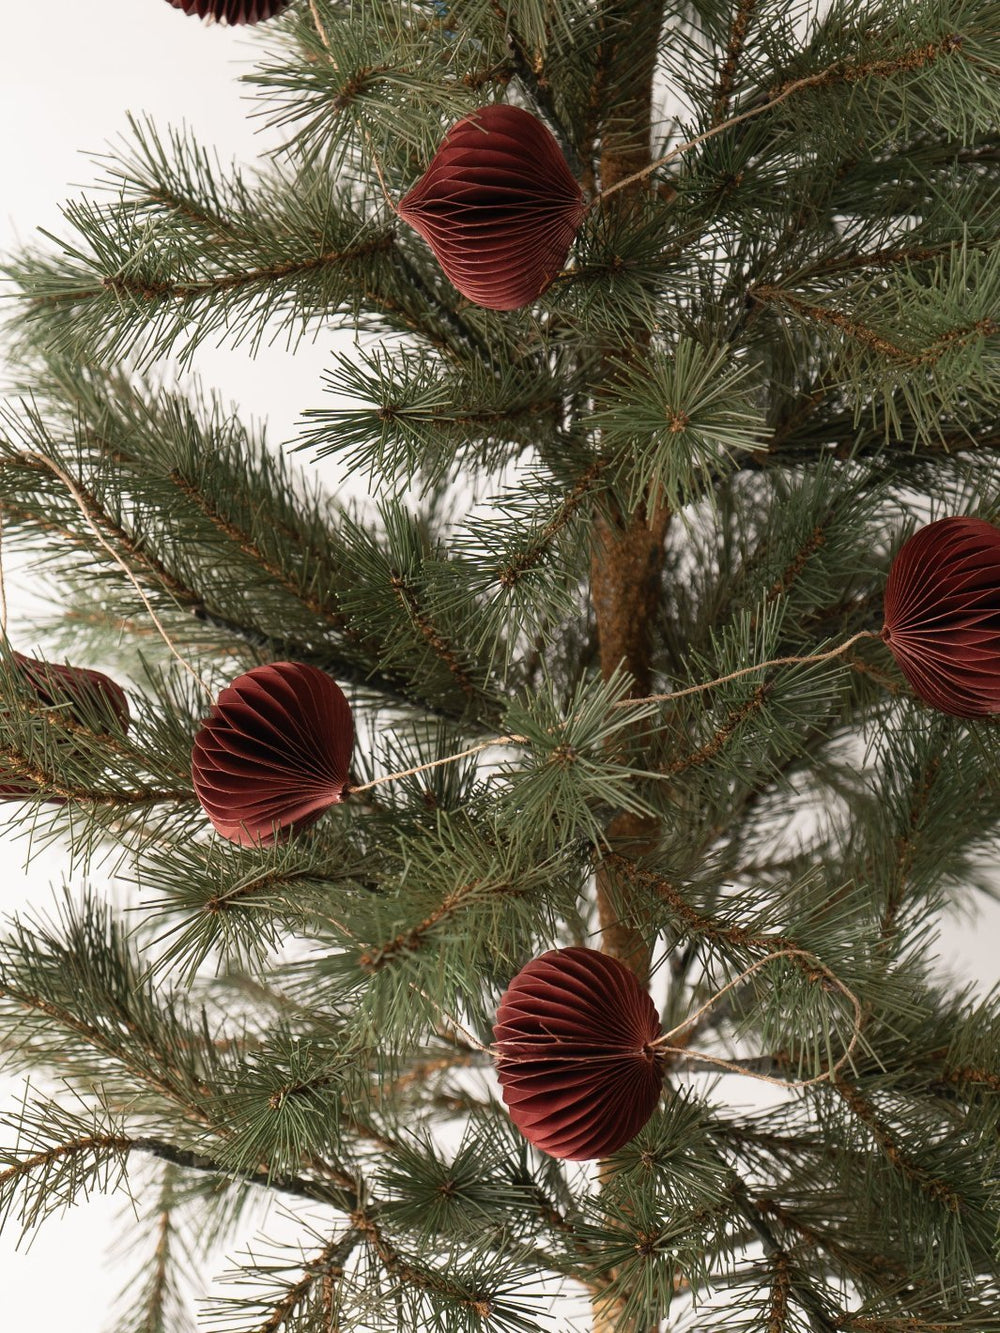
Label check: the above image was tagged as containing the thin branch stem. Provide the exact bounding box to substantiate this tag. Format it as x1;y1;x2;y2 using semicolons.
256;1230;361;1333
131;1138;354;1207
730;1176;840;1333
713;0;759;125
96;236;394;304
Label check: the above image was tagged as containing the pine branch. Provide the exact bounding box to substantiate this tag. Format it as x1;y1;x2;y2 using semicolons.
661;682;772;776
0;1127;353;1240
4;122;500;368
349;1207;496;1321
2;395;499;723
132;1138;352;1209
0;1132;126;1189
609;27;977;203
147;1198;174;1333
389;572;477;699
385;245;500;365
493;458;607;591
794;236;1000;281
0;980;212;1116
880;752;941;944
830;1080;963;1214
0;745;192;806
750;286;1000;368
0;453;192;605
357;873;521;973
731;1176;841;1333
767;1247;794;1333
94;235;395;305
254;1229;361;1333
712;0;760;125
749;1195;914;1309
191;605;481;723
167;469;342;630
604;853;796;955
938;1063;1000;1095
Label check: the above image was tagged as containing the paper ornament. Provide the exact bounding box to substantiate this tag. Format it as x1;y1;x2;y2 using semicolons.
882;516;1000;718
493;946;664;1160
166;0;291;23
397;104;586;311
192;662;353;845
1;653;130;800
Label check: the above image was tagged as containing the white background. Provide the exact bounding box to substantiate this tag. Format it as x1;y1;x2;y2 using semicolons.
1;4;999;1331
0;4;350;1328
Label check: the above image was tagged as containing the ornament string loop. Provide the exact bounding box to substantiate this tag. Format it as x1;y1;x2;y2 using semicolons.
488;947;863;1088
650;946;864;1091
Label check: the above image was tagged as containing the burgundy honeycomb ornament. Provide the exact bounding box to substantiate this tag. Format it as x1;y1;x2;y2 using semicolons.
192;662;353;846
166;0;292;23
1;654;130;800
493;946;664;1160
397;104;586;311
882;516;1000;719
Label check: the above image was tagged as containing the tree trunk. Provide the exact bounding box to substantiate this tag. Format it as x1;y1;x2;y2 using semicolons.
588;8;668;1330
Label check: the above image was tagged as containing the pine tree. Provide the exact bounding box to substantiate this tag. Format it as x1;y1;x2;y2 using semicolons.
1;0;1000;1329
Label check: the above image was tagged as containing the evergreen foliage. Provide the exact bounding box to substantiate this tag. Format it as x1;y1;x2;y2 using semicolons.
1;0;999;1328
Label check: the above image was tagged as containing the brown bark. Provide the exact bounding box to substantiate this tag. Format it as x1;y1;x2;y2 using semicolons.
589;0;669;994
588;8;668;1331
590;501;672;700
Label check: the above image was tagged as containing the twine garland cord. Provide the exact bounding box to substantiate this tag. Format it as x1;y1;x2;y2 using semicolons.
347;733;528;795
365;132;399;214
307;0;399;215
23;412;864;1095
308;0;331;50
591;60;890;209
20;453;212;698
408;982;490;1055
633;629;880;704
339;64;853;225
345;630;882;796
